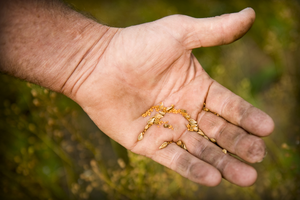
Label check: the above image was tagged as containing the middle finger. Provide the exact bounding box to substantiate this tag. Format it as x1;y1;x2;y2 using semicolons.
196;111;266;163
181;131;257;186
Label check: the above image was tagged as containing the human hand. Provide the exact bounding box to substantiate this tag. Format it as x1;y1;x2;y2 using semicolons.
67;8;274;187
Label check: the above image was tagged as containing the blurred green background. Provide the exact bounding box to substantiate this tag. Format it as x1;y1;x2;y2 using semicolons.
1;0;300;199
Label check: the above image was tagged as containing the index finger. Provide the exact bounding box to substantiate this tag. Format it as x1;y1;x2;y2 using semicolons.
206;81;274;136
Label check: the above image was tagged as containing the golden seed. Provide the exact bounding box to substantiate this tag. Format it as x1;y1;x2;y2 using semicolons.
222;149;227;154
159;102;164;110
189;119;197;125
148;117;155;125
203;102;206;106
163;124;170;128
155;113;163;119
193;126;199;132
183;144;187;150
159;141;169;149
176;140;183;146
180;109;187;113
190;123;197;127
159;111;166;116
216;114;220;117
190;124;198;131
197;130;205;136
203;107;209;112
210;138;216;143
145;124;149;130
138;132;144;141
154;118;160;125
166;105;174;111
204;135;209;140
184;114;191;119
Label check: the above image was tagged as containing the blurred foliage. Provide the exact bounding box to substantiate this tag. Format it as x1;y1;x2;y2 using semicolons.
1;0;300;199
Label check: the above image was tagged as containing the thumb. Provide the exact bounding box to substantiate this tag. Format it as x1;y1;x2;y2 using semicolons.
161;8;255;49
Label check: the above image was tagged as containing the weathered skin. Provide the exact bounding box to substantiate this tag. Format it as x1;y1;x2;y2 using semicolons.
0;0;274;187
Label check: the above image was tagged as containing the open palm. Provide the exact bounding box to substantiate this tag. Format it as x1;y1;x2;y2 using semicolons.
72;8;274;187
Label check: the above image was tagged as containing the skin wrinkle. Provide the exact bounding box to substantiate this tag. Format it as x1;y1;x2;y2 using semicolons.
246;139;257;160
196;107;206;123
215;118;228;141
219;156;232;179
70;28;119;97
189;163;206;181
198;111;259;163
173;52;194;88
169;147;183;170
111;31;185;99
176;128;189;143
219;16;227;45
172;65;196;95
175;152;194;177
63;31;99;91
158;15;187;48
195;138;209;160
160;69;203;109
155;52;185;99
1;2;269;186
192;21;203;48
202;74;214;104
197;111;226;140
199;145;224;171
131;113;187;154
219;89;231;118
238;104;252;128
247;138;265;162
233;131;248;156
187;131;247;183
214;153;228;172
186;55;196;87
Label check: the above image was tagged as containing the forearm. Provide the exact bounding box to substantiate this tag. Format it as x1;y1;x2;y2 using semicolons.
0;0;116;96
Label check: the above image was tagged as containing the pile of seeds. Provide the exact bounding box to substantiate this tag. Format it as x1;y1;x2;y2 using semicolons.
138;102;228;154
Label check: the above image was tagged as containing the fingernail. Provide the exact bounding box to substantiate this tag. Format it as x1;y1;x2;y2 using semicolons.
240;7;251;12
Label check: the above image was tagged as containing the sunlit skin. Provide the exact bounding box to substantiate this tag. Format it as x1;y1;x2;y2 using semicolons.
68;9;274;187
0;0;274;187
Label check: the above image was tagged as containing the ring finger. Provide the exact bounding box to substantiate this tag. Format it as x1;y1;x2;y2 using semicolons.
181;131;257;186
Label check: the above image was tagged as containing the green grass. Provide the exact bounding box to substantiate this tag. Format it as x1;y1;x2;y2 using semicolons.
1;0;300;199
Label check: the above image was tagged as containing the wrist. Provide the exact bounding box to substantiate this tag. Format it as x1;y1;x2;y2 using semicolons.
59;24;119;99
0;0;118;97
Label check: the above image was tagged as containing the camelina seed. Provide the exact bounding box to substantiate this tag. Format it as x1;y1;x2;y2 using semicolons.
198;130;205;136
138;132;144;141
159;111;166;116
176;140;183;146
189;119;197;124
210;138;216;143
140;102;222;151
159;141;169;149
